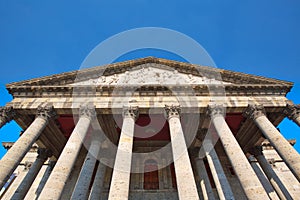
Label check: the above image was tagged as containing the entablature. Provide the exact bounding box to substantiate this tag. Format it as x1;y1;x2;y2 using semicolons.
7;95;288;115
7;84;291;98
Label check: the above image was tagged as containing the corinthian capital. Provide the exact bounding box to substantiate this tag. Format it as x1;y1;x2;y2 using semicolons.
283;102;300;120
207;104;225;118
36;105;56;120
79;104;96;120
0;106;15;122
122;106;139;120
164;105;181;119
243;104;266;120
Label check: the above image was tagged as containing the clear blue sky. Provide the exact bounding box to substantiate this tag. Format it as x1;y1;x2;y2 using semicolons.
0;1;299;158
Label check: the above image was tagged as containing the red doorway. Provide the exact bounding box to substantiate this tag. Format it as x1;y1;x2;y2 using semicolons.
143;159;159;190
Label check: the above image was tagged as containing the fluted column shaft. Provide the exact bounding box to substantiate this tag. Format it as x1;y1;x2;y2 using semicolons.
108;107;138;200
0;106;55;189
251;147;293;200
284;103;300;127
203;139;234;200
88;161;106;200
245;104;300;182
11;149;52;200
39;105;96;200
71;138;101;200
195;158;215;200
165;105;199;200
208;105;269;200
0;106;15;129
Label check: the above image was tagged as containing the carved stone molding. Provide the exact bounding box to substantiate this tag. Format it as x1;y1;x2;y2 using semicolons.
207;104;225;118
122;106;139;120
36;105;56;120
283;102;300;120
243;104;266;120
79;104;96;120
164;105;181;119
7;84;292;98
0;106;15;123
72;64;231;86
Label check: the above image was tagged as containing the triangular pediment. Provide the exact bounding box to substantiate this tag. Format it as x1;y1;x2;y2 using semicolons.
6;57;293;95
71;64;232;86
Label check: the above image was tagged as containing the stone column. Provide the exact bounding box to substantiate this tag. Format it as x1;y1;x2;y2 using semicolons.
0;105;55;189
71;135;102;200
108;106;138;200
25;159;56;199
165;105;199;199
244;104;300;182
208;105;269;200
88;161;106;200
251;147;293;200
0;106;15;129
283;103;300;127
248;155;280;200
39;105;96;200
195;158;215;200
203;139;235;200
11;149;52;200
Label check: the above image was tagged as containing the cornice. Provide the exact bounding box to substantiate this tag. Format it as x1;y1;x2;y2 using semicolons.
7;84;291;98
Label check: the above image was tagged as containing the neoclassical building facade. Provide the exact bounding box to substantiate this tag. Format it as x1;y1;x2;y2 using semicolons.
0;57;299;200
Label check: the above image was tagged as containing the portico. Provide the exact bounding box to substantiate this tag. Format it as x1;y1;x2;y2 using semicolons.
0;57;299;200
